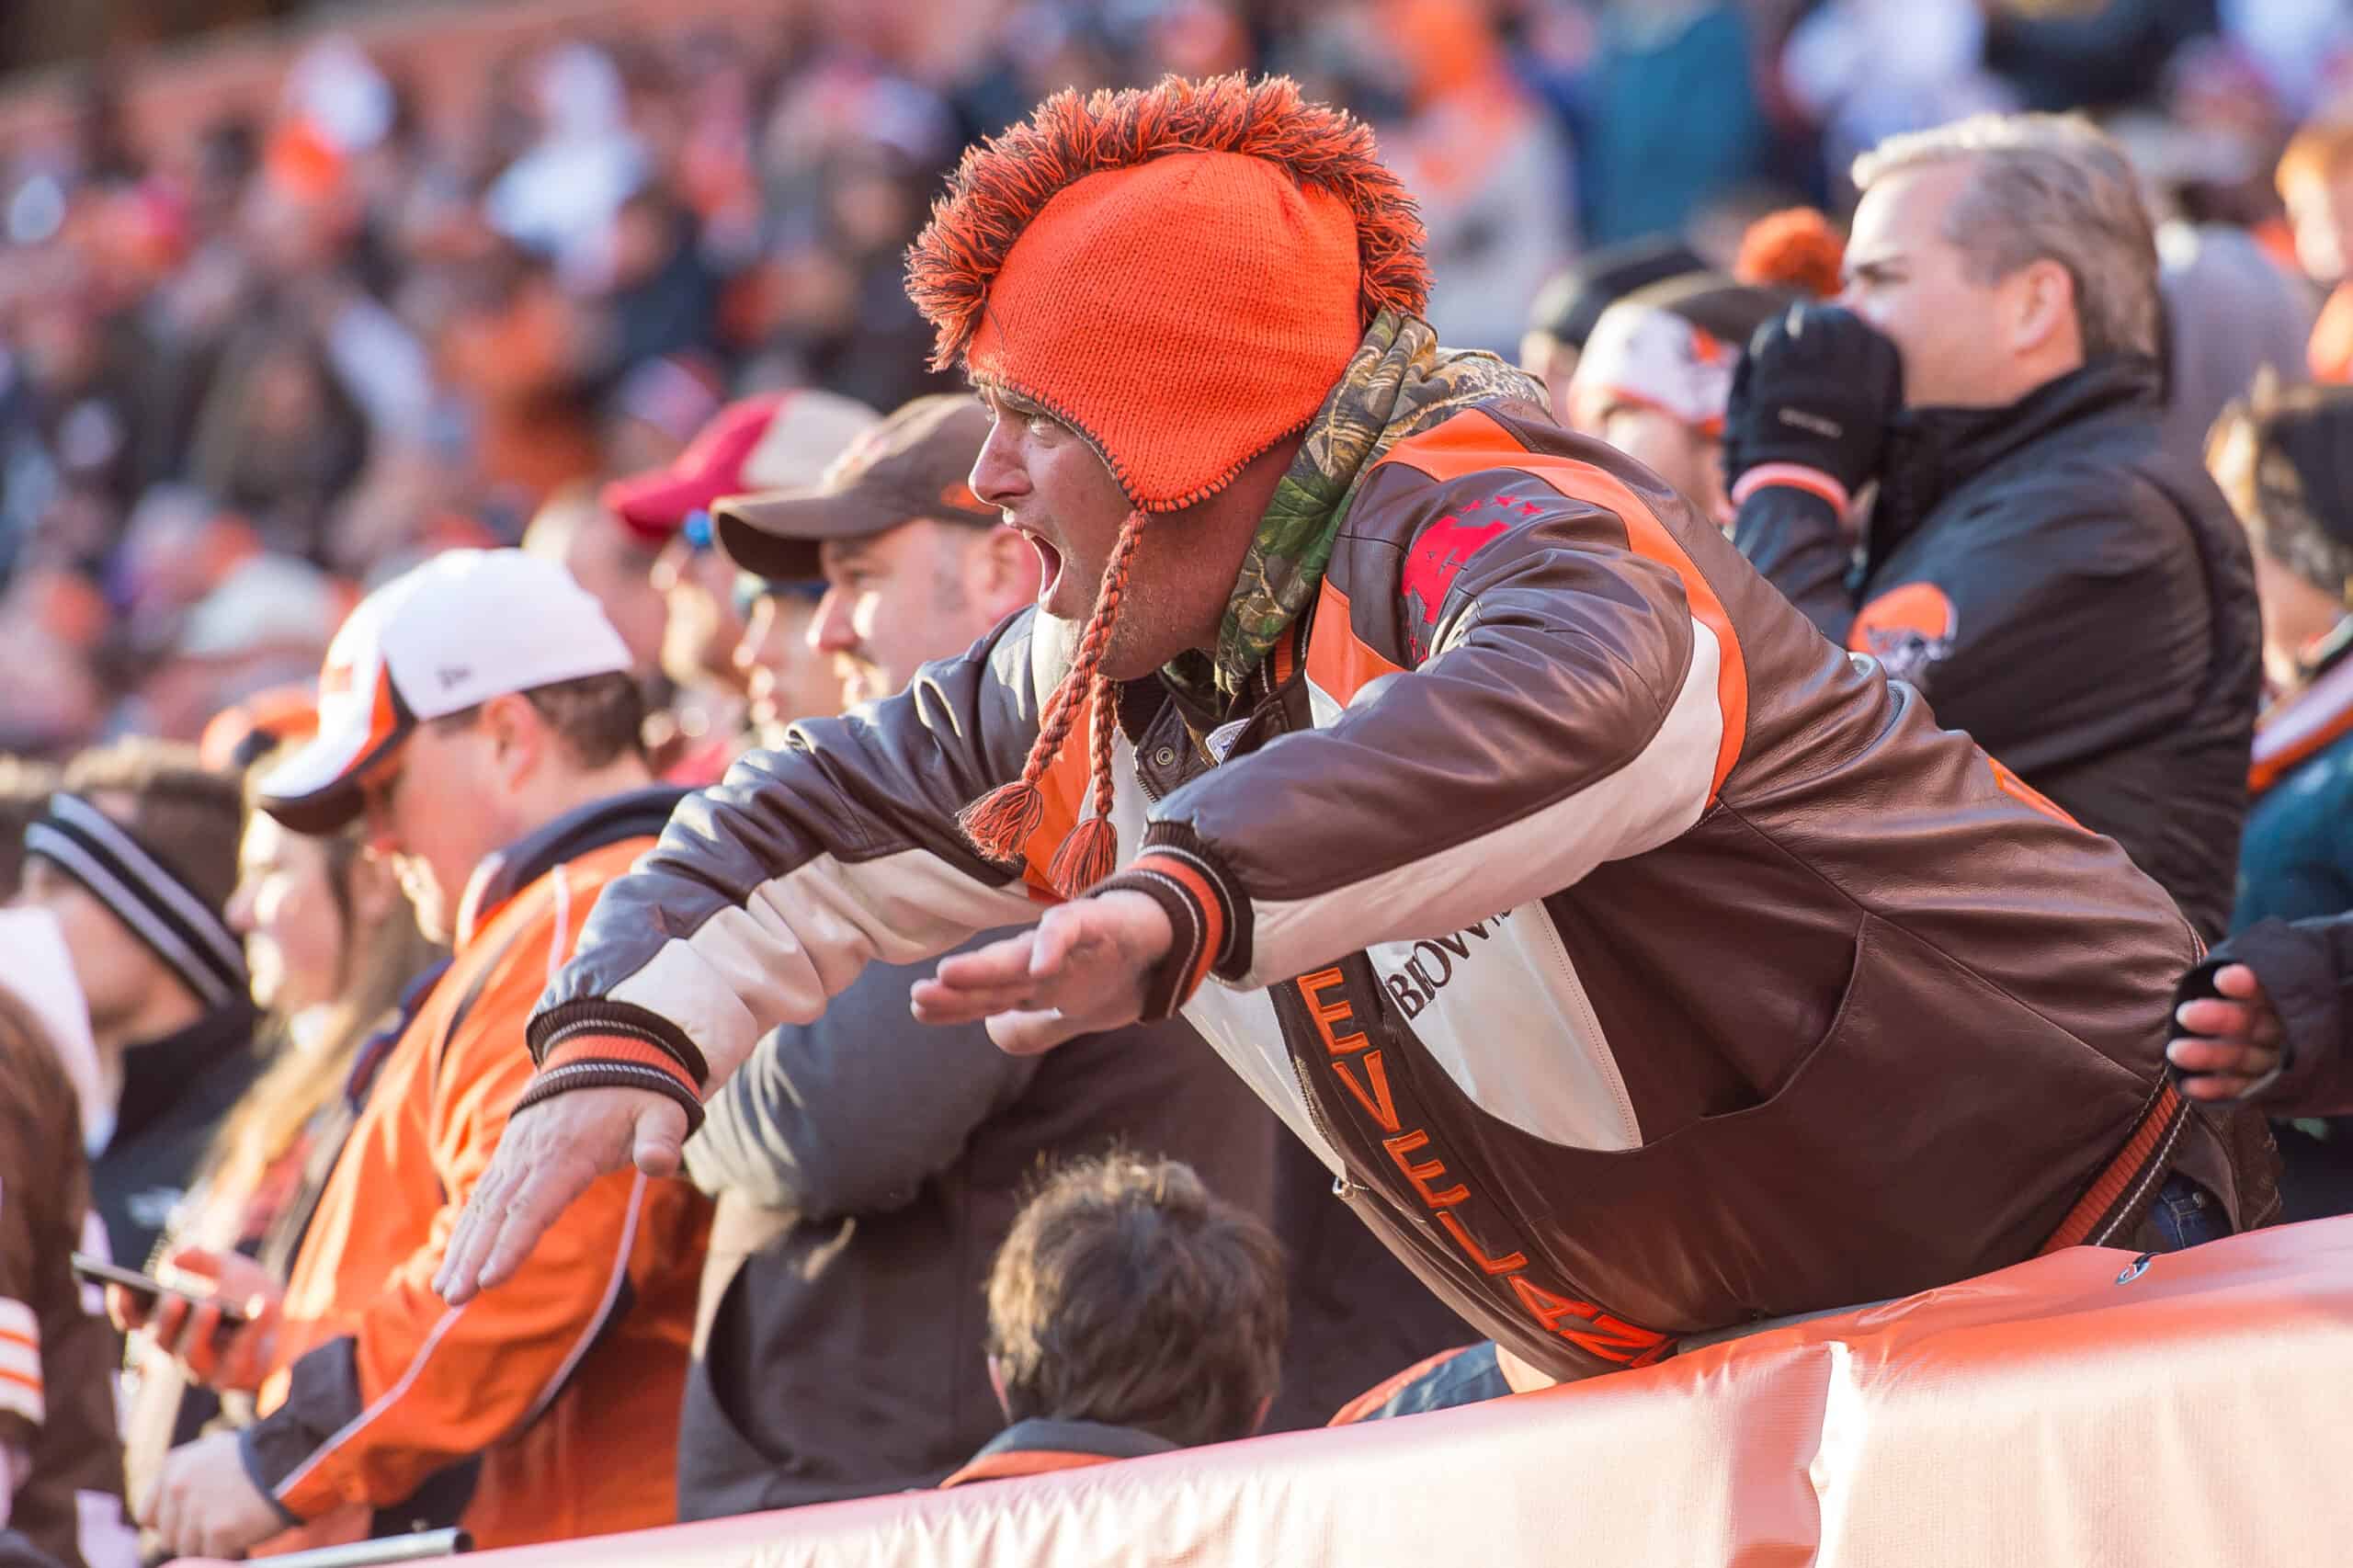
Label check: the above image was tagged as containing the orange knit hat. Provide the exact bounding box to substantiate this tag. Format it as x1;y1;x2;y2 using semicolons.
906;74;1429;894
1733;207;1846;301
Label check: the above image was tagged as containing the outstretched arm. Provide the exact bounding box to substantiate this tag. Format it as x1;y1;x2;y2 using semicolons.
438;616;1056;1302
926;453;1738;1040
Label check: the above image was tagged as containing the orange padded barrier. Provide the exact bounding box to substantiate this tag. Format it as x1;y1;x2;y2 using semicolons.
183;1216;2353;1567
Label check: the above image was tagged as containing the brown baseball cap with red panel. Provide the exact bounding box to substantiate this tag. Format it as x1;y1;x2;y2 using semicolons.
711;393;997;580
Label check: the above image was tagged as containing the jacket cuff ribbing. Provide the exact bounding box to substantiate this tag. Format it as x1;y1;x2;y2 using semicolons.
527;998;710;1085
514;1035;707;1135
1729;461;1850;516
1093;824;1250;1017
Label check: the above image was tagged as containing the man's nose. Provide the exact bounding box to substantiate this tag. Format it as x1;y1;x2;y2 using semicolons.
806;588;858;656
968;425;1027;508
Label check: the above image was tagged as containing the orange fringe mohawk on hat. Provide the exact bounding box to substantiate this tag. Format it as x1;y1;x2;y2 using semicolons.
905;74;1430;895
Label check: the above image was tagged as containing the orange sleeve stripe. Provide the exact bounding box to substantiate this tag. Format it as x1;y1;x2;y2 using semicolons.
1372;409;1749;798
0;1368;40;1393
1128;852;1225;996
540;1035;699;1094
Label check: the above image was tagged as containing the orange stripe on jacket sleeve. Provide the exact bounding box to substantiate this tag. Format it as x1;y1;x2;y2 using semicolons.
1374;409;1750;798
540;1034;699;1095
1125;851;1225;997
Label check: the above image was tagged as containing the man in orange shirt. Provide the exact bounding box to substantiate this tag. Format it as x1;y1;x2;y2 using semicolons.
142;550;710;1561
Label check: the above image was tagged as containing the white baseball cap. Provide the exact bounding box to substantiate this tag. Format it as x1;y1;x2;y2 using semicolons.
1568;301;1739;435
256;549;633;834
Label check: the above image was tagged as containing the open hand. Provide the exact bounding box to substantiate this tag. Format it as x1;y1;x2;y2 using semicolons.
433;1088;687;1305
2167;963;2285;1103
908;890;1174;1054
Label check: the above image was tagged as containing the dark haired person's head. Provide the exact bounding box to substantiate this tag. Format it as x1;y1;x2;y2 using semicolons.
252;550;653;943
2208;378;2353;692
15;740;248;1047
985;1153;1286;1450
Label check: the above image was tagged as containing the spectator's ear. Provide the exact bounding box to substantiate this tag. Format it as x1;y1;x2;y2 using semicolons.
476;690;546;792
972;524;1041;624
985;1355;1011;1421
346;848;405;932
2007;256;2079;362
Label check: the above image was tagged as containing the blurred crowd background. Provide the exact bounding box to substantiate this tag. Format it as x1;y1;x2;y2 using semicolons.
0;0;2347;761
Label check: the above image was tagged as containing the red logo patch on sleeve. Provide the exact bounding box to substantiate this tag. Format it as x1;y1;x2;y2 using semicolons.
1402;514;1512;644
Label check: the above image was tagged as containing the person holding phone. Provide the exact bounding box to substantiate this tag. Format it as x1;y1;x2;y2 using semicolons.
140;550;710;1562
106;745;443;1534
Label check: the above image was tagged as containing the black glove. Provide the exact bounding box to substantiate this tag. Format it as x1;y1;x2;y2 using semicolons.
1723;302;1904;503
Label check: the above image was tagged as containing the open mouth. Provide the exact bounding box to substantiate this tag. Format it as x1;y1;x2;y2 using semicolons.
1012;523;1065;604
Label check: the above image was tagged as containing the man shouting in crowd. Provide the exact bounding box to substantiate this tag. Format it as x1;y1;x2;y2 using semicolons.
438;76;2269;1387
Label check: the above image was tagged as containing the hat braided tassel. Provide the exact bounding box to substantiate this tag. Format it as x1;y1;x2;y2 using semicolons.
959;509;1146;896
1046;674;1122;895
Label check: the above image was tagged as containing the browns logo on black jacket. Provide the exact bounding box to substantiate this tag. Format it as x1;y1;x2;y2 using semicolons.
1736;356;2262;946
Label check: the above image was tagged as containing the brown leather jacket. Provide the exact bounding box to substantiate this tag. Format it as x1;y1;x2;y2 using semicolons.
530;401;2261;1381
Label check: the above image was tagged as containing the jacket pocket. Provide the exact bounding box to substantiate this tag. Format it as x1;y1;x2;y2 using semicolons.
1467;913;2160;1330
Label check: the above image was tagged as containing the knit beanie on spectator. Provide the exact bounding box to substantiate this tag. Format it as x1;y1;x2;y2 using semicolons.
1733;208;1845;300
24;793;247;1011
904;73;1430;891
